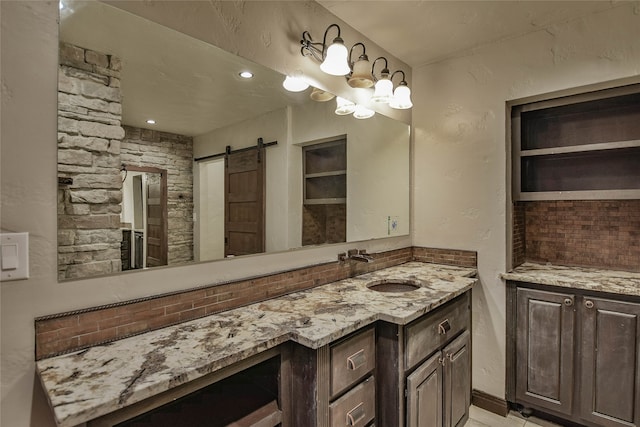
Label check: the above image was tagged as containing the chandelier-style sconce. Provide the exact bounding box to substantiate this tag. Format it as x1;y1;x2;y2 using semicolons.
300;24;412;110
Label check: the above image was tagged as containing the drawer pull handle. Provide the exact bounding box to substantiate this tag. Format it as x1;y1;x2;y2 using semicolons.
564;298;573;307
346;402;365;426
347;349;366;370
438;319;451;335
585;300;594;309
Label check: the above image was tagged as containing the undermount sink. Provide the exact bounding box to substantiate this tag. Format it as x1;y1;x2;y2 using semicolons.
367;279;421;293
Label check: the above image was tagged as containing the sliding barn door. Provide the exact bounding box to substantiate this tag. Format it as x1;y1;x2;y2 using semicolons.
224;147;265;257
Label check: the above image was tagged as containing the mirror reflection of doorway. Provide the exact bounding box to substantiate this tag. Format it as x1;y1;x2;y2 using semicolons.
196;158;225;261
121;166;168;270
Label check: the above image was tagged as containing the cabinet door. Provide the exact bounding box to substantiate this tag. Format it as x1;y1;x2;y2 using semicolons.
407;352;443;427
516;288;575;415
443;331;470;427
580;297;640;427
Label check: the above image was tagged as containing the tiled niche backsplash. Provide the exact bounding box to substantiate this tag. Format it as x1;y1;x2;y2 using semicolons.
513;200;640;272
35;247;477;360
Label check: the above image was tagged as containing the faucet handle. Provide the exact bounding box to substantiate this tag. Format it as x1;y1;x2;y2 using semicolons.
338;252;348;262
347;249;359;257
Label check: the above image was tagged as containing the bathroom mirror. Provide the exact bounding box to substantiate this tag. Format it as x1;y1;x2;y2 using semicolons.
57;0;410;280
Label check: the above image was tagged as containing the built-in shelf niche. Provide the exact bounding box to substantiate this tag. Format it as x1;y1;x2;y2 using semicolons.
512;87;640;201
302;137;347;246
303;138;347;205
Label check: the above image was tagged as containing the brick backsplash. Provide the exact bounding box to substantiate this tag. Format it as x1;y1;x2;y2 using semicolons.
35;246;477;360
512;203;526;267
412;247;477;268
521;200;640;272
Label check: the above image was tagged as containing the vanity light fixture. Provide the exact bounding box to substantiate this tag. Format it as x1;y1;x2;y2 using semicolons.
300;26;413;110
239;71;254;79
282;70;310;92
146;119;156;124
300;24;351;76
389;70;413;110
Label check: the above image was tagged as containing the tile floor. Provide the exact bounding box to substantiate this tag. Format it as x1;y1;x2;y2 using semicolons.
466;405;564;427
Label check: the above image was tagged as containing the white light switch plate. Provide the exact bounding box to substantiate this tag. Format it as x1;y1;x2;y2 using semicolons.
1;232;29;281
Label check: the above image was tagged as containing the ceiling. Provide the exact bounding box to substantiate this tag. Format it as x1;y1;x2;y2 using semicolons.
59;0;308;137
318;1;619;68
58;1;621;137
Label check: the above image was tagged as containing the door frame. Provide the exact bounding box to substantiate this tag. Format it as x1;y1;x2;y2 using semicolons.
123;165;168;266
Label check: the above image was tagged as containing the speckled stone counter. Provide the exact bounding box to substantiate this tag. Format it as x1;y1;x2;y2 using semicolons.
37;262;476;427
502;262;640;297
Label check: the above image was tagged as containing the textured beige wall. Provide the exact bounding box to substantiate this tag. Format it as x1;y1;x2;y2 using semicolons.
0;2;410;426
411;3;640;399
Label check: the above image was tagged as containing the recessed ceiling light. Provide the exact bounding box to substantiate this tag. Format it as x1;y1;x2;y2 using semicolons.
146;119;156;124
239;71;254;79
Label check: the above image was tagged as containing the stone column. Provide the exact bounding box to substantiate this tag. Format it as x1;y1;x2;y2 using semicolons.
57;42;124;280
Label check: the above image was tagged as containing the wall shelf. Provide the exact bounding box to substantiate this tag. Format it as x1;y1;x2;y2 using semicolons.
303;138;347;205
512;85;640;200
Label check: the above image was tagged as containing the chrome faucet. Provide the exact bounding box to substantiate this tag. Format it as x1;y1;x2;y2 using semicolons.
339;249;374;263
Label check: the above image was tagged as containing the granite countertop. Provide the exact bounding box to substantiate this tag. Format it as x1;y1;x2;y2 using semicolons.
502;262;640;296
37;261;477;427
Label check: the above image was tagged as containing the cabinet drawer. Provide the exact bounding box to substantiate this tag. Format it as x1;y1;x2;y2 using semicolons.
405;293;470;371
329;376;375;427
331;327;375;397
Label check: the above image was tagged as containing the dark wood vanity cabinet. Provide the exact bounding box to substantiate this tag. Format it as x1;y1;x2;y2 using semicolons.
514;288;576;416
378;292;472;427
291;327;376;427
509;283;640;427
406;330;471;427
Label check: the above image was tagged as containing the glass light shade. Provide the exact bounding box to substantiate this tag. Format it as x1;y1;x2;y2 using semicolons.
353;104;375;119
282;74;309;92
310;87;335;102
348;57;374;88
335;96;356;115
389;84;413;109
320;39;351;76
371;77;393;103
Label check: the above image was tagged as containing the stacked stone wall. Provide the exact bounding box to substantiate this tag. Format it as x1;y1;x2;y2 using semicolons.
121;126;194;265
57;42;124;280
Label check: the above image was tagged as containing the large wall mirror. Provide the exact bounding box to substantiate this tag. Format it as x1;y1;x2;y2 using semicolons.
57;0;410;280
